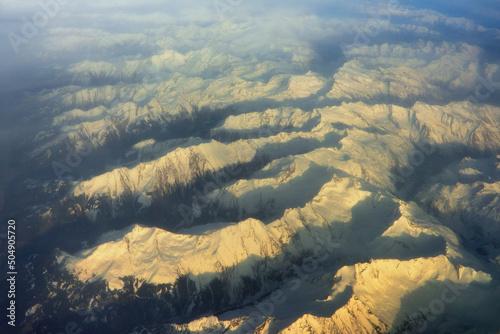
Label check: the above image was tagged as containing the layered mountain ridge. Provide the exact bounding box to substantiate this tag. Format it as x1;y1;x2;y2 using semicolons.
3;20;500;334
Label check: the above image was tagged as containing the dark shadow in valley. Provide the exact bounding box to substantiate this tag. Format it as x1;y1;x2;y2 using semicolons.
12;180;451;334
390;279;500;334
145;134;343;229
7;116;347;252
17;82;445;191
192;163;335;225
392;143;500;282
391;142;499;201
211;116;322;143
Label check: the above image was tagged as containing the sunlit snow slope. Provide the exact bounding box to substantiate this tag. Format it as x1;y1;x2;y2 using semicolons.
4;5;500;334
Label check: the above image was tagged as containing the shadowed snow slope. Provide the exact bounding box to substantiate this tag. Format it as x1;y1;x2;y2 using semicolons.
7;3;500;333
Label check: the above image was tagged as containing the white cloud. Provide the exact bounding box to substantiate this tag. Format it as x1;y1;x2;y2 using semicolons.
1;0;499;90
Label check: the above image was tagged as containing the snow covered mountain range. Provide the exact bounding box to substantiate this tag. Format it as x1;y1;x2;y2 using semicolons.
1;2;500;333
